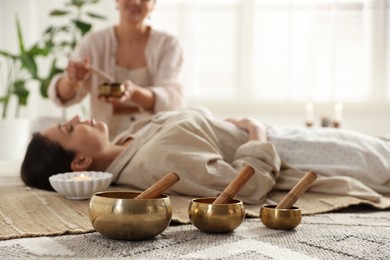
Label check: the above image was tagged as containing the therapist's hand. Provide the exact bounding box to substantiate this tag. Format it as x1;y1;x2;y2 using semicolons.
66;58;91;85
99;80;136;104
226;117;268;142
99;80;155;110
56;58;91;102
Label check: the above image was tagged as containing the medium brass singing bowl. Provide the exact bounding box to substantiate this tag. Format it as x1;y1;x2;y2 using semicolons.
98;82;125;97
260;204;302;230
89;191;172;240
188;197;245;233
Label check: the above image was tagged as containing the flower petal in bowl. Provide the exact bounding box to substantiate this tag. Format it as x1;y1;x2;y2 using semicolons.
49;171;113;200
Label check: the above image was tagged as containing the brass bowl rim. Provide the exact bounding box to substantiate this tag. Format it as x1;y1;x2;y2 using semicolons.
99;86;123;91
92;191;169;200
99;82;123;86
191;197;243;205
261;204;301;212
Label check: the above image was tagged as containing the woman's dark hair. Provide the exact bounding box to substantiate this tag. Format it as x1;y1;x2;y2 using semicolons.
21;133;76;191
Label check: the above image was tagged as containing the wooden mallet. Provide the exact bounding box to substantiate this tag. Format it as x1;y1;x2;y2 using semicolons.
135;171;180;200
213;165;255;204
275;170;317;209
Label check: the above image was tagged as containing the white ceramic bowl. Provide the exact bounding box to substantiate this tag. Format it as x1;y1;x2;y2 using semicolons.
49;171;113;200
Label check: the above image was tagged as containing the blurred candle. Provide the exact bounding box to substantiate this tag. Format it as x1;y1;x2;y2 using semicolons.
334;103;343;122
72;173;93;181
305;102;314;126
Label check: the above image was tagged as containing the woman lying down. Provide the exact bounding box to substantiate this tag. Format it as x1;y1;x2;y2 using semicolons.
21;108;390;204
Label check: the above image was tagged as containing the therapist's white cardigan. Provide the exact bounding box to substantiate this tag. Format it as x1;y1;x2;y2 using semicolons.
48;26;185;130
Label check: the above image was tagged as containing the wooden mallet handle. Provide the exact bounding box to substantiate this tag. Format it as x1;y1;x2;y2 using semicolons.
135;171;180;199
276;170;317;209
90;65;114;83
212;165;255;204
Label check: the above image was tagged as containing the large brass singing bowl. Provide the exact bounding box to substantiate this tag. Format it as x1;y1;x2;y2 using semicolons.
188;197;245;233
89;191;172;240
260;204;302;230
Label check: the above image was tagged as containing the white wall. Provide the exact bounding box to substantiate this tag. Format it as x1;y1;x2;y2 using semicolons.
190;101;390;137
1;0;389;137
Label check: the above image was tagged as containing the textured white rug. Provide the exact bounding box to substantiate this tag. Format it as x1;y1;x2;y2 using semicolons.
0;209;389;259
1;160;389;259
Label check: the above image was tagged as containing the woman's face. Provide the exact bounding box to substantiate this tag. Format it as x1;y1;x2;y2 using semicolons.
117;0;155;24
41;115;110;157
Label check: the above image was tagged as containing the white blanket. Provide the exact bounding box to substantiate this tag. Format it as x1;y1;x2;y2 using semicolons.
268;125;390;195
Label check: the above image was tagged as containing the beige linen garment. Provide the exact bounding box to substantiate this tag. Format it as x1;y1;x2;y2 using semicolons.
107;109;281;204
106;110;390;204
48;26;185;139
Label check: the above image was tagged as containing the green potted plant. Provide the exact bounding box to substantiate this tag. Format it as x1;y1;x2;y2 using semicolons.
0;15;53;160
0;0;106;118
45;0;106;59
0;16;52;119
38;0;106;119
0;0;105;160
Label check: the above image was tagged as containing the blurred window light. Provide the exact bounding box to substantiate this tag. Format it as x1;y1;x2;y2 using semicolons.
152;0;389;103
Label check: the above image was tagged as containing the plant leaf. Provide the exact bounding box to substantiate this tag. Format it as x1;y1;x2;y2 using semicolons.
13;80;29;106
0;51;16;60
16;15;25;53
50;9;70;16
70;0;84;8
39;59;63;97
20;53;38;78
44;40;55;49
28;45;51;57
86;12;106;20
71;40;77;50
44;26;54;34
73;19;92;36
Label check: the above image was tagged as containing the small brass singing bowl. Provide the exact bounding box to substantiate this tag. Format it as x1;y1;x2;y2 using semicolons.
98;82;125;97
188;197;245;233
260;204;302;230
89;191;172;240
